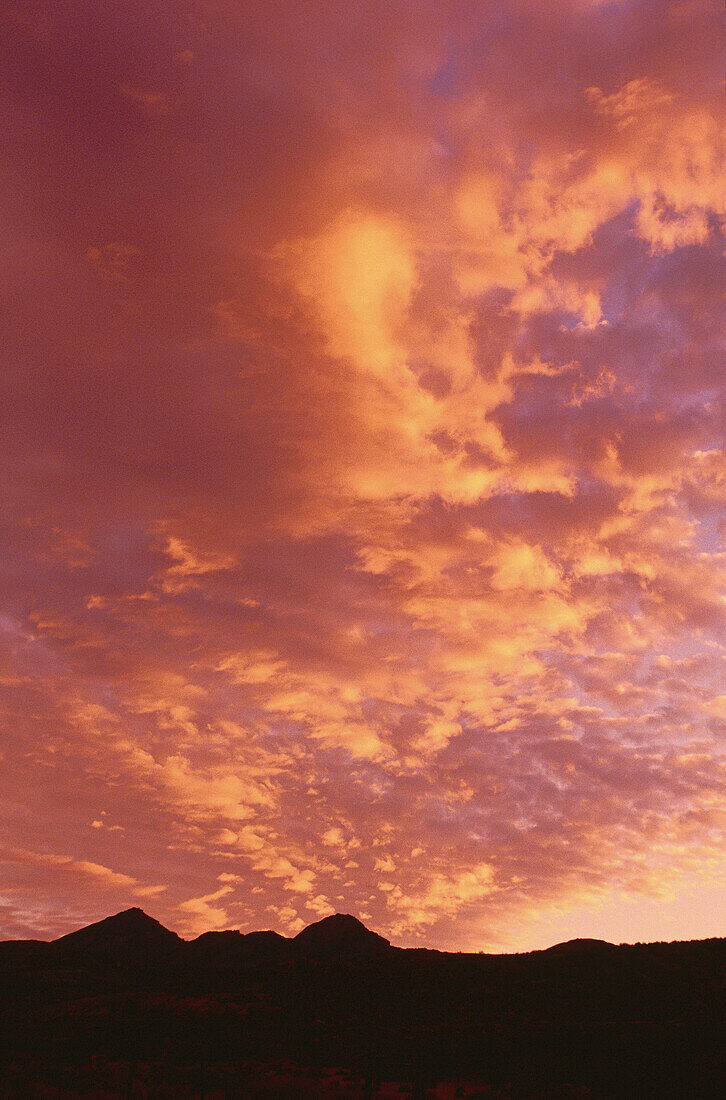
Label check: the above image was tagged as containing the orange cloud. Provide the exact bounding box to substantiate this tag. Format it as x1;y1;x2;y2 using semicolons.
0;0;723;950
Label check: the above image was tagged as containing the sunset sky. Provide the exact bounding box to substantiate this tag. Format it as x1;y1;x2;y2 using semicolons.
1;0;724;950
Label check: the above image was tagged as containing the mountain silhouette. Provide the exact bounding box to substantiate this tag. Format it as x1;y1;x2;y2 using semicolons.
41;909;392;962
187;927;290;966
294;913;390;957
2;909;724;1098
51;906;182;964
543;936;616;954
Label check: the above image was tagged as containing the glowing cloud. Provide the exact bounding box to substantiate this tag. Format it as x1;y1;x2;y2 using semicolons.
0;0;724;949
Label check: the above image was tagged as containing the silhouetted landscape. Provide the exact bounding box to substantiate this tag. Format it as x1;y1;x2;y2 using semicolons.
1;909;724;1098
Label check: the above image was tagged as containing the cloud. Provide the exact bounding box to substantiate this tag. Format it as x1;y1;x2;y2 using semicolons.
178;885;234;934
0;0;723;951
0;847;165;900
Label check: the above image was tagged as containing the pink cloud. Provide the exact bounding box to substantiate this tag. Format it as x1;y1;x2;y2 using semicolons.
0;0;723;951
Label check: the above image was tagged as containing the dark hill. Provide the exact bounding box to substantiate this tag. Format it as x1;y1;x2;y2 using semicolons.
51;907;182;965
294;912;390;957
54;906;178;944
1;909;725;1098
543;936;616;954
187;928;290;967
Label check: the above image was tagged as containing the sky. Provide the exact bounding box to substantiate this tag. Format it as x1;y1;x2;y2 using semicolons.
0;0;724;951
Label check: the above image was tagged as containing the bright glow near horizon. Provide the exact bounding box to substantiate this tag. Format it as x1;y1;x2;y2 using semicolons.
0;0;724;951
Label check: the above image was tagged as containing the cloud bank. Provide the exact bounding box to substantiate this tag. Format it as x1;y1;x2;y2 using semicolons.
0;0;724;949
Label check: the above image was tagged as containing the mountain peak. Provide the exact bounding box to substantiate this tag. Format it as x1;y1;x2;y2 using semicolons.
294;913;390;956
53;907;181;958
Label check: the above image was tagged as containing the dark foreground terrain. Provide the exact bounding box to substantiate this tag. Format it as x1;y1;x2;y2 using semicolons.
1;909;724;1098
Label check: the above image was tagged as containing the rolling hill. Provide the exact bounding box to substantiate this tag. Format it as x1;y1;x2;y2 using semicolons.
1;909;724;1097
